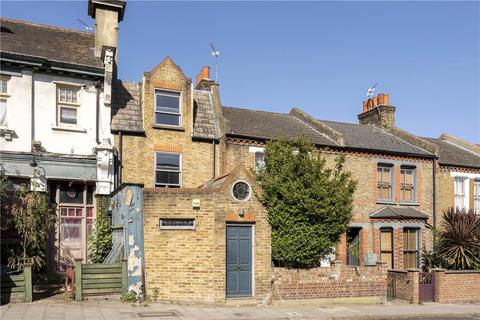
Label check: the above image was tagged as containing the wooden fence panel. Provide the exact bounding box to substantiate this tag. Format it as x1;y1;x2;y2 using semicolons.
75;260;127;301
0;265;32;303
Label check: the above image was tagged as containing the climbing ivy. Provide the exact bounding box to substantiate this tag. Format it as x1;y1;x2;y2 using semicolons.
88;195;112;263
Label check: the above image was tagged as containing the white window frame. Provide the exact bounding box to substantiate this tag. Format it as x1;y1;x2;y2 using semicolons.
454;176;467;210
400;165;417;203
154;89;182;127
377;163;394;202
474;179;480;214
57;86;80;128
254;151;266;173
154;152;182;188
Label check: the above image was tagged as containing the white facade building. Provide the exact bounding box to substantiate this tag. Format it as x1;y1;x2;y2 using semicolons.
0;0;125;269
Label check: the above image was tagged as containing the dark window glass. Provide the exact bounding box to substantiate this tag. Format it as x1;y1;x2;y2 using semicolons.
155;113;180;126
59;183;84;204
156;153;180;170
87;185;94;205
60;107;77;125
156;92;180;113
155;171;180;186
155;90;180;126
232;181;251;201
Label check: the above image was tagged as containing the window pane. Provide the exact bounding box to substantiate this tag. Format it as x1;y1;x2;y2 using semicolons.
87;185;94;205
0;80;7;94
155;171;180;186
155;112;180;126
156;153;180;170
86;207;94;218
59;183;84;204
155;91;180;112
60;218;82;241
0;99;7;126
60;107;77;125
380;230;392;251
59;89;66;102
380;253;392;269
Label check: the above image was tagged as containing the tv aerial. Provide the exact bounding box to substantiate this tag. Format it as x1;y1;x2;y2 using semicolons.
210;43;220;82
367;83;378;99
77;19;93;32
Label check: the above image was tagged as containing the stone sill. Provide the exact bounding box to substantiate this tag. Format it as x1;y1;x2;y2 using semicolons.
376;201;396;205
399;202;420;206
51;126;87;133
151;124;185;132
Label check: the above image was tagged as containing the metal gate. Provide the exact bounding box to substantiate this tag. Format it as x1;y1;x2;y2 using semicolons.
387;272;397;300
419;272;435;302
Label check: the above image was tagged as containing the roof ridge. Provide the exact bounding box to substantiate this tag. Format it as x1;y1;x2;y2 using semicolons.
1;17;94;36
222;105;290;116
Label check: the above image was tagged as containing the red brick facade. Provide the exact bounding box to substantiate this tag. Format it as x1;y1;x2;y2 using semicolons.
272;261;387;301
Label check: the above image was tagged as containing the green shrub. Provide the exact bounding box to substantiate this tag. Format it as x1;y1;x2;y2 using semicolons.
256;136;356;268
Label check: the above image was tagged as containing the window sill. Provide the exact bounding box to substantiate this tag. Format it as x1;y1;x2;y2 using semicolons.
52;126;87;133
151;124;185;132
376;201;396;205
399;202;420;206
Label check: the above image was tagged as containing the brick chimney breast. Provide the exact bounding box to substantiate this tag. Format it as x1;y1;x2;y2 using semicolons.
358;93;395;128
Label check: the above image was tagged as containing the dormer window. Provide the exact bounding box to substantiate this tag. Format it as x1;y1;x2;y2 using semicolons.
155;89;181;126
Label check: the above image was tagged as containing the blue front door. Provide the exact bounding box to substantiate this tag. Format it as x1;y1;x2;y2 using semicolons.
226;225;252;297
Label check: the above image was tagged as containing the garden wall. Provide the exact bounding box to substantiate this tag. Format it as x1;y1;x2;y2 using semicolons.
434;269;480;303
272;261;387;302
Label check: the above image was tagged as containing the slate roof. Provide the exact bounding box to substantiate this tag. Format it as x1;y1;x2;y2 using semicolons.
111;80;144;133
320;120;432;156
222;107;336;146
0;18;102;70
193;90;217;139
370;207;429;220
422;137;480;168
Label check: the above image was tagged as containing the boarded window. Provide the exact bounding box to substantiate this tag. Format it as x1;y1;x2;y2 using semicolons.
400;166;416;203
380;228;393;269
403;228;419;269
377;164;393;202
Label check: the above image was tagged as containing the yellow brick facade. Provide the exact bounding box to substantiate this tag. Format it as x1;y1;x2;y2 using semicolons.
142;167;271;303
116;57;220;188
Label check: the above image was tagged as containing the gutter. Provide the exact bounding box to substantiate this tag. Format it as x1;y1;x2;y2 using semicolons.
118;130;123;185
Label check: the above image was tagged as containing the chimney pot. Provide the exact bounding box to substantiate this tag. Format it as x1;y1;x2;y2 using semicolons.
196;65;210;85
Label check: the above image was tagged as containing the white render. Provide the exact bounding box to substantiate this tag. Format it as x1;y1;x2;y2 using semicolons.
0;69;115;194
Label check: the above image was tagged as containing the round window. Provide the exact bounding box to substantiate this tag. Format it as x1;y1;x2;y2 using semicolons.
232;181;251;201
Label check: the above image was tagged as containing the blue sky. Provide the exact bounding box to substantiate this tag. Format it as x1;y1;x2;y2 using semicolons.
2;1;479;143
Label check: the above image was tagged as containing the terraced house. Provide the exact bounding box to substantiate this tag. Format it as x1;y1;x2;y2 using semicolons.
108;56;479;303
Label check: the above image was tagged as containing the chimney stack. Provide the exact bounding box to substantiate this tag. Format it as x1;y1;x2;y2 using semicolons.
195;65;216;90
358;93;396;128
88;0;126;62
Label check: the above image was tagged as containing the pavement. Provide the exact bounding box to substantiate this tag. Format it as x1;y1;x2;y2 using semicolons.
1;300;479;320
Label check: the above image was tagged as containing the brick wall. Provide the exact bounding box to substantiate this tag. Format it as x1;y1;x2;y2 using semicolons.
272;261;387;300
117;57;219;188
224;139;434;269
142;167;271;304
387;269;419;303
434;270;480;303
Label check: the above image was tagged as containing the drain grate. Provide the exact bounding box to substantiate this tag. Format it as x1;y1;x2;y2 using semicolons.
138;311;178;318
233;312;250;317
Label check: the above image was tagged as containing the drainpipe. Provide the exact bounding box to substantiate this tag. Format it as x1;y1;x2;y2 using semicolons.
432;157;437;249
118;130;123;185
212;140;216;179
95;82;101;144
30;71;35;151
